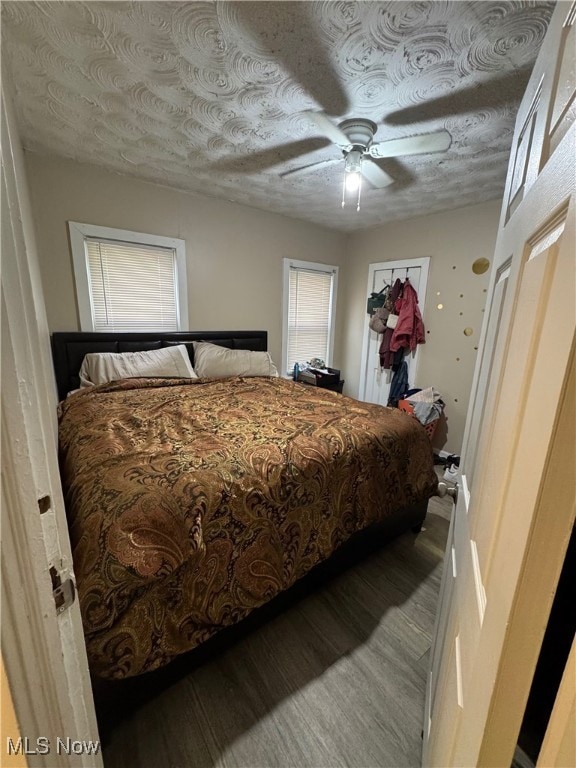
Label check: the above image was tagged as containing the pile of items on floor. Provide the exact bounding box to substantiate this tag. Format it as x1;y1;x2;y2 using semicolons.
396;387;460;481
398;386;444;441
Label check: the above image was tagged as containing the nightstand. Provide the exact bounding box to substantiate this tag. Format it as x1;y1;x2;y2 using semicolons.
321;379;345;394
298;379;345;394
296;366;343;393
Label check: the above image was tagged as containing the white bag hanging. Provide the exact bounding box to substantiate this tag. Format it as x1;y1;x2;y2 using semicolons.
386;313;399;329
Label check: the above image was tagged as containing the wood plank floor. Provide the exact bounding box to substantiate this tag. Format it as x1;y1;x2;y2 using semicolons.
101;493;451;768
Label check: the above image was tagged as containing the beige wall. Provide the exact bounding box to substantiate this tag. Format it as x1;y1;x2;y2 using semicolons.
26;151;500;453
341;200;501;454
24;153;346;371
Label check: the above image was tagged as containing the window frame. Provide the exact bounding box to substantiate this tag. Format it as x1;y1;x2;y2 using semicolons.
282;258;339;377
68;221;189;332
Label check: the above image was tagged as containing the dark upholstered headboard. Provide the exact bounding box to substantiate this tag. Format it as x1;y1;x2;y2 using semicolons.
51;331;268;401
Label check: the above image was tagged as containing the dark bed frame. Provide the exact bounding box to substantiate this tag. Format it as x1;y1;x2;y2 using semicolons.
51;330;268;401
51;330;428;719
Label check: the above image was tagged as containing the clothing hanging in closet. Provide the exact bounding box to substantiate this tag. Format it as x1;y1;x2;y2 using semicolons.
379;278;403;369
378;277;425;369
390;278;425;353
388;360;409;407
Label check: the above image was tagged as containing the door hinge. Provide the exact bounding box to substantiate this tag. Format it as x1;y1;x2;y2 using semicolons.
49;565;76;614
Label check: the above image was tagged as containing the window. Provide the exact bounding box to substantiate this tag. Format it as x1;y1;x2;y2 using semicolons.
68;222;188;332
282;259;338;376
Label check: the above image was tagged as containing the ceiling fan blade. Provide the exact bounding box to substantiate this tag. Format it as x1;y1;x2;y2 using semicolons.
280;158;342;179
368;130;452;159
304;111;351;147
361;159;395;189
210;138;331;173
234;4;349;116
385;67;531;126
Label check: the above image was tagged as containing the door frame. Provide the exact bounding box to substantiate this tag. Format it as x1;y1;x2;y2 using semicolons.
358;257;430;401
537;634;576;767
1;80;102;766
423;2;575;762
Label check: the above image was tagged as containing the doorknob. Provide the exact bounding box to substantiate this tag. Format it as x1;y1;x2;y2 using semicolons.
437;481;459;503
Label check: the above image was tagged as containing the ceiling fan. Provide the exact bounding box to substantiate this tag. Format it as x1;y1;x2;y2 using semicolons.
280;111;452;195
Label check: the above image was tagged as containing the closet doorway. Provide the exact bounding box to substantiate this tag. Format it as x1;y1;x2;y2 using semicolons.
359;258;430;406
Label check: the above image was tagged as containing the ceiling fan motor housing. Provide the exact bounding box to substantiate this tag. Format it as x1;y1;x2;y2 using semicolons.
338;118;377;149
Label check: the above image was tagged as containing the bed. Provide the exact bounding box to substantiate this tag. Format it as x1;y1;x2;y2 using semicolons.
52;330;438;680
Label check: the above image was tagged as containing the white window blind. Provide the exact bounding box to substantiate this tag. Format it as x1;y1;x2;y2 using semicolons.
86;238;179;332
286;265;335;373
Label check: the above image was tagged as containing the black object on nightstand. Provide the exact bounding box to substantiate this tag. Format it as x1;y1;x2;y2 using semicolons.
298;367;344;394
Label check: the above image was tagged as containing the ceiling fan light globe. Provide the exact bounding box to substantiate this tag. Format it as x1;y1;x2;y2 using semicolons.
345;171;361;193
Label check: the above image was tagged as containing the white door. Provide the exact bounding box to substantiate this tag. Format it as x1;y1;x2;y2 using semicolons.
359;257;429;405
424;4;575;766
1;83;102;765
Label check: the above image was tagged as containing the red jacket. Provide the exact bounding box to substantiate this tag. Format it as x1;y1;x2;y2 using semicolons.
390;280;425;352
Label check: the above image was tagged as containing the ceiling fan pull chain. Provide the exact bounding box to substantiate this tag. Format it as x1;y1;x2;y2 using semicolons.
356;178;362;212
341;176;346;209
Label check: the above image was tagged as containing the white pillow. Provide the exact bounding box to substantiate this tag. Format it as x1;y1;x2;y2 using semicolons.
79;345;197;387
192;342;278;378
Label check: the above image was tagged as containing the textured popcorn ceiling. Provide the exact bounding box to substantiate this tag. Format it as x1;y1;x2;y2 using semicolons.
1;1;554;232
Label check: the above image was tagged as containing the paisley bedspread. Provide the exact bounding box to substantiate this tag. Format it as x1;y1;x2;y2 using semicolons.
58;376;438;678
